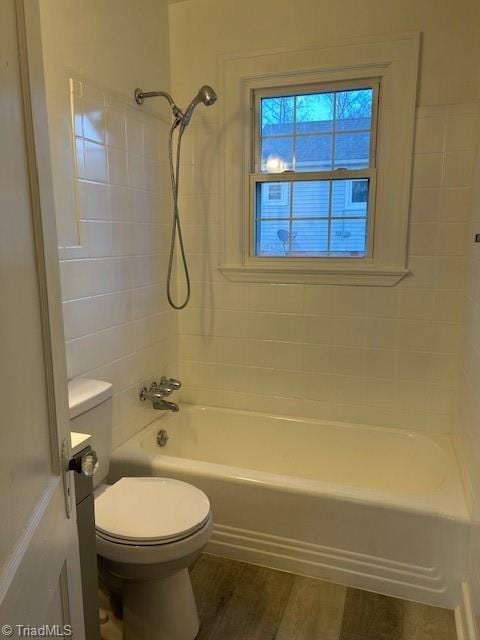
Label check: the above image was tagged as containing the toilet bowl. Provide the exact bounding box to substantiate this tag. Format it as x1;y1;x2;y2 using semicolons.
95;477;213;640
68;378;213;640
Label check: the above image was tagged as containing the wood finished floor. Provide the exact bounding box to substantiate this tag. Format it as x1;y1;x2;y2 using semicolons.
190;554;457;640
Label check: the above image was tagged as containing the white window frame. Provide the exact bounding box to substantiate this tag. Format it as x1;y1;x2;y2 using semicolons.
252;79;379;260
219;33;420;286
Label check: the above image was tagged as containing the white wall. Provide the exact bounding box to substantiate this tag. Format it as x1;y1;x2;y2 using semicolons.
39;0;178;447
169;0;480;433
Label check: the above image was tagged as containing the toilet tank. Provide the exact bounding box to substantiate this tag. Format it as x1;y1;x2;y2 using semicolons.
68;378;113;488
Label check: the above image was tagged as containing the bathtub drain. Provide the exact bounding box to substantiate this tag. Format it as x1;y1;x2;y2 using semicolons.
157;429;169;447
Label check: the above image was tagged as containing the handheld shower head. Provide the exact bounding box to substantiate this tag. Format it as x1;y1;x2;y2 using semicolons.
133;82;218;309
181;85;218;127
198;85;218;106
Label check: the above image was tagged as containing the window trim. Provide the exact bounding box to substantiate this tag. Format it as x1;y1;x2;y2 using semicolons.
219;33;420;286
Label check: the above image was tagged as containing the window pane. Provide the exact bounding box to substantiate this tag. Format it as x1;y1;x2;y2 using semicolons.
330;218;368;256
257;182;291;218
256;219;292;256
261;136;293;172
335;89;373;131
259;87;375;175
254;179;371;257
258;86;375;176
332;179;369;217
295;135;333;171
296;93;334;133
292;181;330;218
261;96;294;135
334;132;370;169
291;219;329;254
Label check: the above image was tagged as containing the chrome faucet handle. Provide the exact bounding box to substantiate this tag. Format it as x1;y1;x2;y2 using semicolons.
139;386;150;402
151;378;173;395
166;377;182;390
139;385;171;401
153;377;182;392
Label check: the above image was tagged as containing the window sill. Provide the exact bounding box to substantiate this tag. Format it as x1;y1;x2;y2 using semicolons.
218;263;409;286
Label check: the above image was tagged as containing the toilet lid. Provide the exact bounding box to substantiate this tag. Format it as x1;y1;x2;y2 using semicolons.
94;478;211;545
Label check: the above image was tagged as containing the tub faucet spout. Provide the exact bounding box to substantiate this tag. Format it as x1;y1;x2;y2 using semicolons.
153;398;179;412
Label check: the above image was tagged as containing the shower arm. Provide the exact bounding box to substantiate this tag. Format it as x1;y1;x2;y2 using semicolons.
134;88;184;119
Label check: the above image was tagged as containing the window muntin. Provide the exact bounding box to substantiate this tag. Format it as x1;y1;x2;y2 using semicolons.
253;82;378;259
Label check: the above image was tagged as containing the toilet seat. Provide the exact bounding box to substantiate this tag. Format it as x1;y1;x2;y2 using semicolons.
94;477;211;546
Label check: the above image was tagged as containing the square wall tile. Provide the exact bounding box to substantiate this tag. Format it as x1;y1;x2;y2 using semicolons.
79;181;109;220
445;110;479;151
108;147;128;186
413;112;445;154
412;154;443;188
84;140;108;183
128;153;145;189
443;150;475;187
83;95;106;144
106;105;126;149
109;186;130;221
126;110;144;156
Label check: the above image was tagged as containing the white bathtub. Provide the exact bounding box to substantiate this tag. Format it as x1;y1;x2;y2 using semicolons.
109;404;469;608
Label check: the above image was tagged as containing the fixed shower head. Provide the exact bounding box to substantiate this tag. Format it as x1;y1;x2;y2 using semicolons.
181;85;218;127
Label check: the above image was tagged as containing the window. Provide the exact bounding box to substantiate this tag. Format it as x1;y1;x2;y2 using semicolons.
253;83;378;258
345;178;369;212
261;182;289;206
220;34;420;285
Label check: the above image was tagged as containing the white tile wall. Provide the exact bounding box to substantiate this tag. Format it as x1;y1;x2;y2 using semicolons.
59;80;178;447
58;78;479;439
177;103;480;433
456;116;480;627
458;144;480;510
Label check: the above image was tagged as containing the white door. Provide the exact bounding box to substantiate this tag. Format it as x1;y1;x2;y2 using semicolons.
0;0;85;637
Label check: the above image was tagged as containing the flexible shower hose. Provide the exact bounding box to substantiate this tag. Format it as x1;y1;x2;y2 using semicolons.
166;118;191;310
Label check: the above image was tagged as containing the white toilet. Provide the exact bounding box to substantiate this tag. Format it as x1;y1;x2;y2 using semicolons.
68;378;213;640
